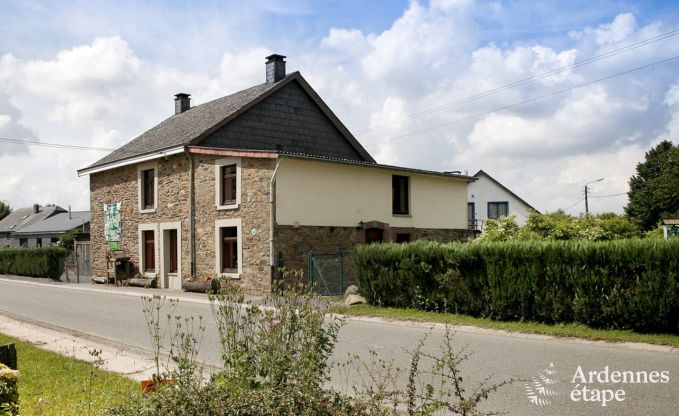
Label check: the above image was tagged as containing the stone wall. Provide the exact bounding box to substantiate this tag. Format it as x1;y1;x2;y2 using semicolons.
193;155;276;294
89;153;276;294
274;224;477;288
89;154;191;281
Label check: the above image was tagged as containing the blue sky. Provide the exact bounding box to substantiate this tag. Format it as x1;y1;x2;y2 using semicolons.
1;0;679;214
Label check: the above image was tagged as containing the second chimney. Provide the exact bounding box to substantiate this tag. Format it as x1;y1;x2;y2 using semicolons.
174;93;191;115
265;54;286;84
33;203;39;214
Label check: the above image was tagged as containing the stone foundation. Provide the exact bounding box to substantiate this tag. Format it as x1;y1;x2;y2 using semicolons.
274;224;477;287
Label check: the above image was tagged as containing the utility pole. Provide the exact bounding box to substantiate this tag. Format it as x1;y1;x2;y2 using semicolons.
584;178;605;215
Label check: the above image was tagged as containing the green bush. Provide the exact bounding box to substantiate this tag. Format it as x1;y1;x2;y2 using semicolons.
0;247;68;279
355;239;679;333
0;363;20;416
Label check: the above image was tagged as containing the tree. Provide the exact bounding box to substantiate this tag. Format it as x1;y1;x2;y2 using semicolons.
0;201;10;221
625;140;679;230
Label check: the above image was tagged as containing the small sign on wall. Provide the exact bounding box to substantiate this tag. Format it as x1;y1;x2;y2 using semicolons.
104;202;122;242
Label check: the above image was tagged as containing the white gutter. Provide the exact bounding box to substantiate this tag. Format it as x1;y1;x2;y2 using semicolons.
77;146;185;176
269;158;282;267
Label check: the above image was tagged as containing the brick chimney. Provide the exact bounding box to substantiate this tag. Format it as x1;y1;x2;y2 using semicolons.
174;93;191;115
265;54;286;84
33;203;39;214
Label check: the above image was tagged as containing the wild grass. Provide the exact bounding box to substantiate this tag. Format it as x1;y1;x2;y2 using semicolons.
0;333;136;416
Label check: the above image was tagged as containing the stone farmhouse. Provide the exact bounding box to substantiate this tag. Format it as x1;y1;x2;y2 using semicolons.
78;54;476;293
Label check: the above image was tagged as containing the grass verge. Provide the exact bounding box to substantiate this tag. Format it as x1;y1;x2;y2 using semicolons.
0;332;137;416
330;304;679;348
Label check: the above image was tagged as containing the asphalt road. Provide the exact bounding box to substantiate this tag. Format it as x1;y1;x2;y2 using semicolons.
0;278;677;415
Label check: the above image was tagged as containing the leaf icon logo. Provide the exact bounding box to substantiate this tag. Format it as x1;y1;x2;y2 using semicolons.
525;362;559;406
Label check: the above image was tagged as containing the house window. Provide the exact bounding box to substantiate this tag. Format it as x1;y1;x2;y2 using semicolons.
143;230;155;272
468;202;476;230
19;238;27;248
220;227;238;273
138;163;158;213
488;202;509;219
365;228;384;244
51;237;59;244
220;165;237;206
142;169;155;209
395;233;411;243
392;175;410;215
215;218;242;277
215;157;241;210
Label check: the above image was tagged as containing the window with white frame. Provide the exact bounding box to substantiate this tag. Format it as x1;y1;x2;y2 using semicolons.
138;163;158;213
215;218;242;277
215;157;241;210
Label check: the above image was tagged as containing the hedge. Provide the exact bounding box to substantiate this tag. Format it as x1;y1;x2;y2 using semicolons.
0;247;68;279
354;239;679;333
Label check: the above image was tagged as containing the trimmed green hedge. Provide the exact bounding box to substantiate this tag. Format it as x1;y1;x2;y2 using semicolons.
354;239;679;333
0;247;68;279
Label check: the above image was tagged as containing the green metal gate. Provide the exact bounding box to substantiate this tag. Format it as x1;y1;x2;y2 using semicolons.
307;251;345;296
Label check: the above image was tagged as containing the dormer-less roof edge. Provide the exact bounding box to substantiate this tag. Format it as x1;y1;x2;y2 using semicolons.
474;170;540;213
77;145;186;176
280;152;475;181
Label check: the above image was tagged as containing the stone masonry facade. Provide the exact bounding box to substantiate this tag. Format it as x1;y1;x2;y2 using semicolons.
90;153;276;294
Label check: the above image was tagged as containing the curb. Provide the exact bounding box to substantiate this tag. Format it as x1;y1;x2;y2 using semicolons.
0;276;213;305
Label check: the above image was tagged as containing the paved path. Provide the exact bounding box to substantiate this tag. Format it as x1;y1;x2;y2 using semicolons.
0;277;677;415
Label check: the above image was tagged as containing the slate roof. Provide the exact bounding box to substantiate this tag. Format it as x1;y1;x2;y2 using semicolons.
0;206;64;233
86;80;282;170
81;72;374;173
280;152;476;181
14;211;90;235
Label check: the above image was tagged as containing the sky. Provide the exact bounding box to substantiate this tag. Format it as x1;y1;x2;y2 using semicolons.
1;0;679;215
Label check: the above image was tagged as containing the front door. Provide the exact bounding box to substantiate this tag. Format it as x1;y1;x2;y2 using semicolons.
162;228;181;289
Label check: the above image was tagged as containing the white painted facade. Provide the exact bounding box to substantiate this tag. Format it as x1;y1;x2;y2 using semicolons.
467;170;537;228
275;158;470;230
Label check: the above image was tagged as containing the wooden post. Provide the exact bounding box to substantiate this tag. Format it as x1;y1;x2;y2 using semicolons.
0;343;17;370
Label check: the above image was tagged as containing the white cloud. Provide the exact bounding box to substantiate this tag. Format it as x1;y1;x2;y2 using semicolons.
1;2;678;218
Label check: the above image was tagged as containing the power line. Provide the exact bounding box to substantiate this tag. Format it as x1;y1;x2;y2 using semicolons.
0;137;115;152
355;27;679;135
563;198;585;211
589;192;628;198
365;53;679;148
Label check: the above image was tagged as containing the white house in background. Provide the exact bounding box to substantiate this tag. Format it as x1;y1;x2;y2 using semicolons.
467;170;539;230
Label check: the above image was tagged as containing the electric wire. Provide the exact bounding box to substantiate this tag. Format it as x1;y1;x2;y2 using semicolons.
355;27;679;135
364;53;679;148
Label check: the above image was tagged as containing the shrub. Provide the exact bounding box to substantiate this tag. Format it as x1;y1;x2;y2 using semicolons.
0;363;20;416
110;284;512;416
355;239;679;333
0;247;68;279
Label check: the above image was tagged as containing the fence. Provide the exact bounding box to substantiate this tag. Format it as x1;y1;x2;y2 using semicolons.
307;251;351;296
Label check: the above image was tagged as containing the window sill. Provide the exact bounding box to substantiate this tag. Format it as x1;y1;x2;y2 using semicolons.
216;204;239;211
143;272;157;278
139;208;156;214
392;213;411;217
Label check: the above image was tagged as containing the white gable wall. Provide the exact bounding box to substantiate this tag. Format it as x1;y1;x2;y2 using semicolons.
467;174;534;227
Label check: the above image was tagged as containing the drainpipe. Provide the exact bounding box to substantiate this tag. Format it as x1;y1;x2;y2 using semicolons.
185;149;196;276
269;158;282;270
